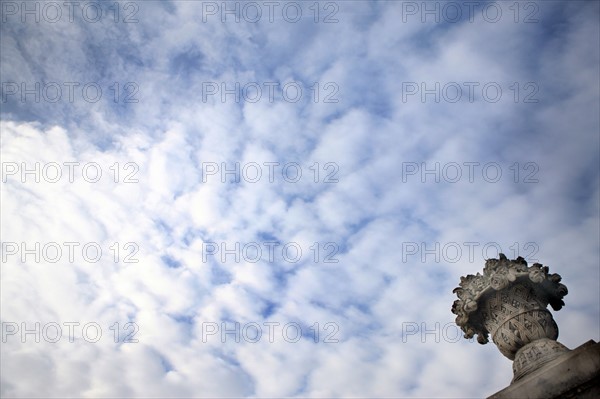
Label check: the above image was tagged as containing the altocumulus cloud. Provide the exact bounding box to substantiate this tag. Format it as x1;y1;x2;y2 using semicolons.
1;0;598;397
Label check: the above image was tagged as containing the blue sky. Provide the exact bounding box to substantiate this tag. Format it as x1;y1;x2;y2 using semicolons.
1;0;599;397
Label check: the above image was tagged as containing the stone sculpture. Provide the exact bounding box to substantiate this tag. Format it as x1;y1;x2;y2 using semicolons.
451;253;570;382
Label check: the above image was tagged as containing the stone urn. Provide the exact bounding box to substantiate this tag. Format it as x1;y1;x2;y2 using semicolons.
451;254;570;382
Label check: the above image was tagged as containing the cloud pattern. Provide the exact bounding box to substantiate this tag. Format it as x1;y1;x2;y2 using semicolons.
1;1;599;397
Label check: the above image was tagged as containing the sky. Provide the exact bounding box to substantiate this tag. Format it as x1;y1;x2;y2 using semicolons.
0;0;599;397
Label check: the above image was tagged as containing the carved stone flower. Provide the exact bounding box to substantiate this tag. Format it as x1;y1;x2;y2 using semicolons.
506;268;518;282
528;265;545;283
477;333;489;344
490;273;509;290
452;254;568;350
456;314;469;326
464;300;478;312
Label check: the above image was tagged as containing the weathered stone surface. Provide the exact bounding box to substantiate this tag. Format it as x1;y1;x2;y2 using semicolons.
452;254;600;398
451;254;569;381
488;340;600;399
512;338;569;382
451;254;568;348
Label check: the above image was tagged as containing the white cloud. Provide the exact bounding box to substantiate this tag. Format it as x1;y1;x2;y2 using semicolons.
1;1;598;397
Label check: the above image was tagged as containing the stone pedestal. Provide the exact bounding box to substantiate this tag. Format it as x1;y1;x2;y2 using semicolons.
488;340;600;399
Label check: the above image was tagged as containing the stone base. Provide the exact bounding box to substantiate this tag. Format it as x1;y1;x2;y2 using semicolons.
488;340;600;399
512;338;570;382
